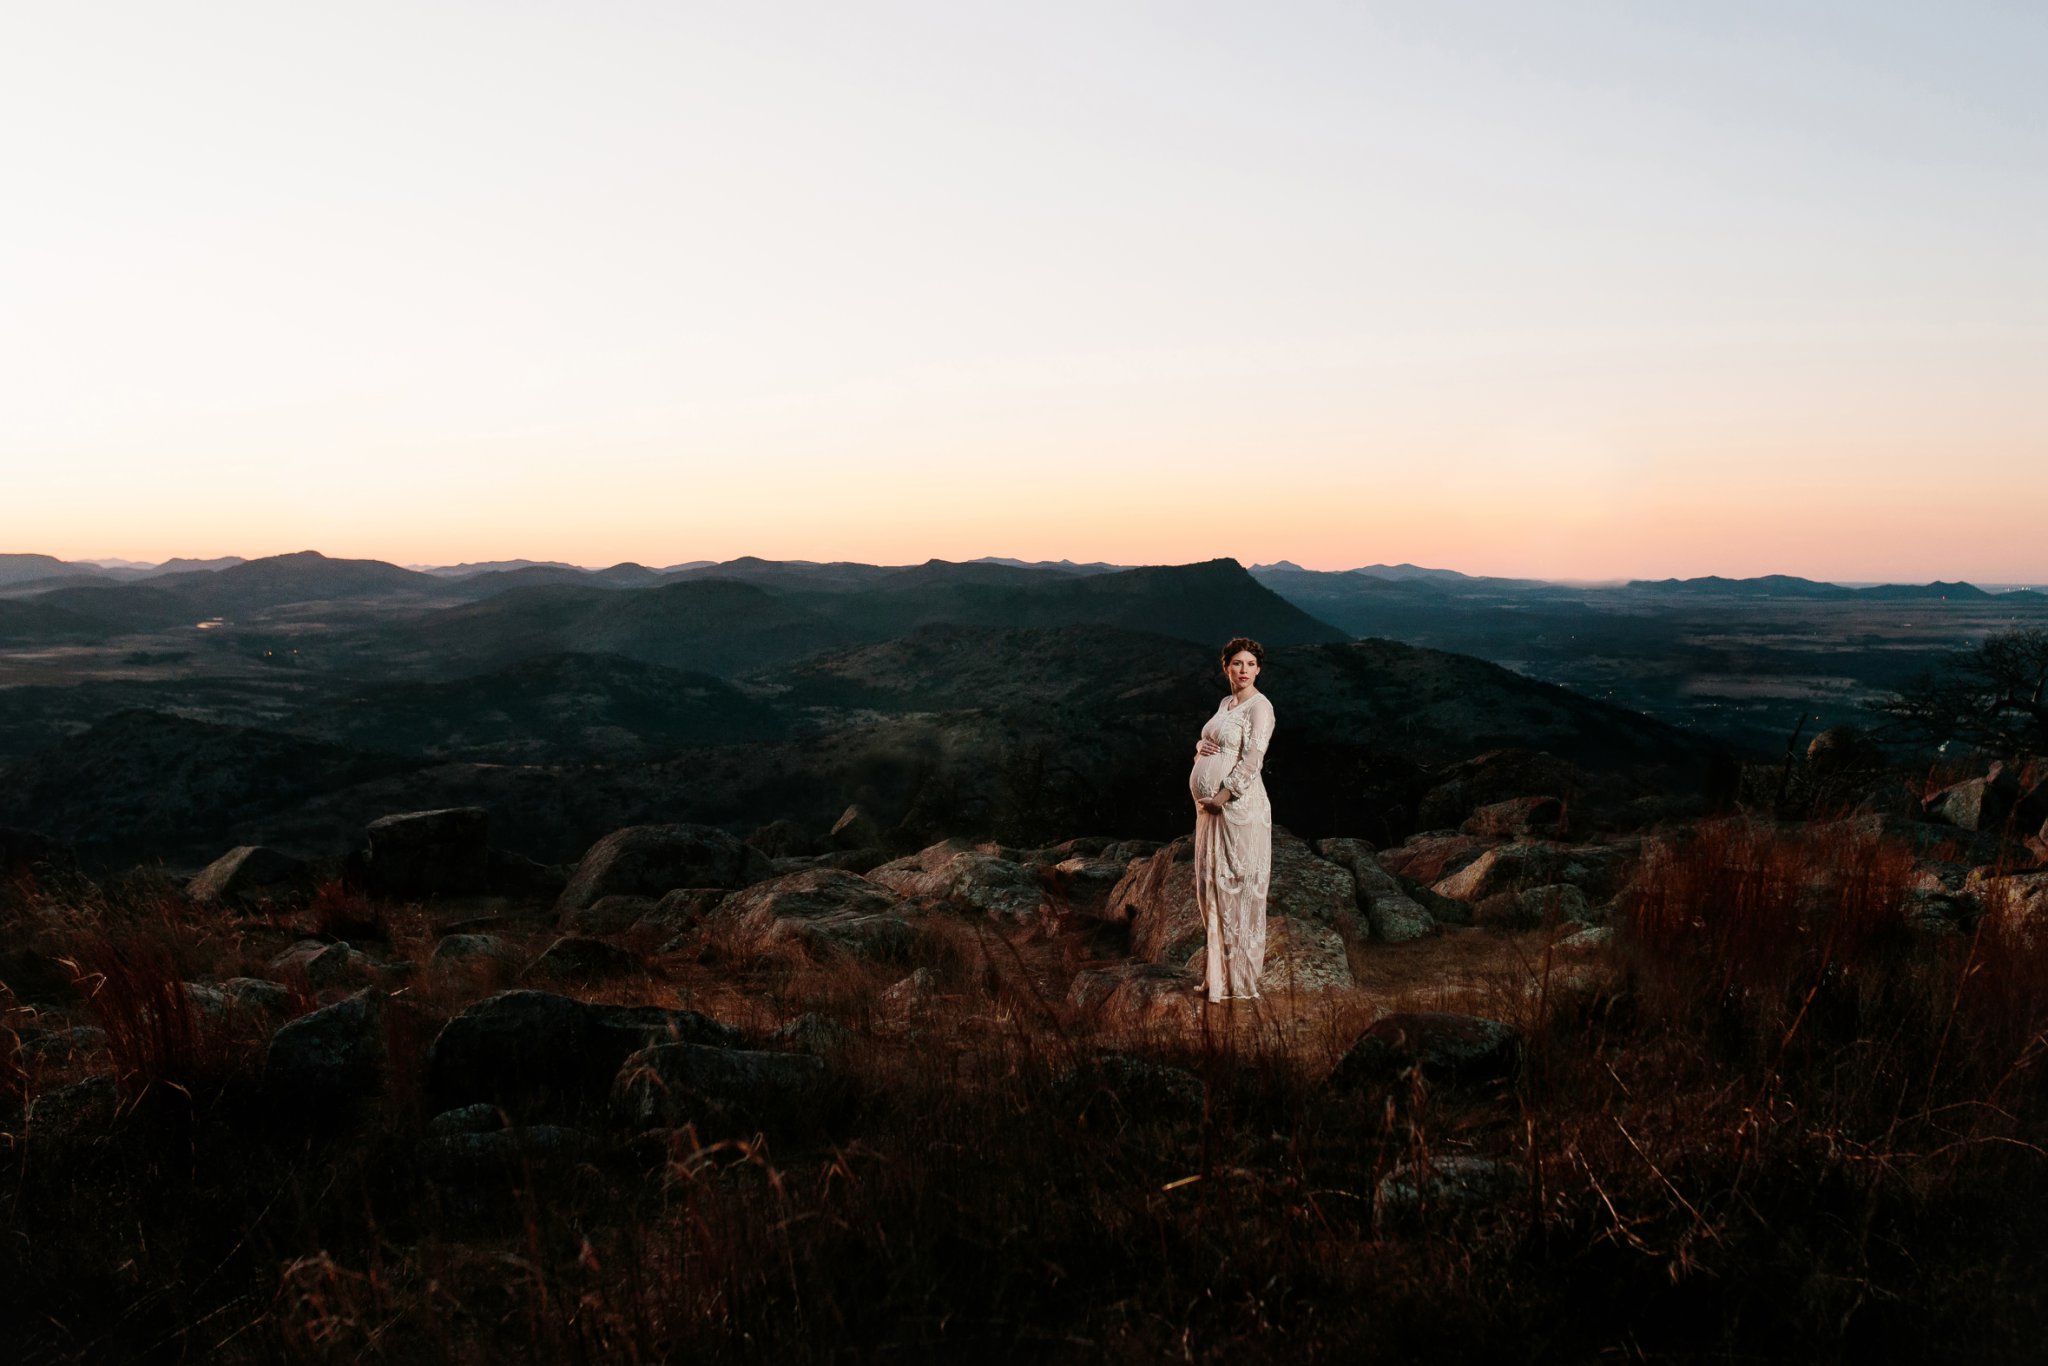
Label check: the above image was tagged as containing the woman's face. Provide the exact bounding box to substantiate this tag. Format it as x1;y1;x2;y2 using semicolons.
1224;650;1261;692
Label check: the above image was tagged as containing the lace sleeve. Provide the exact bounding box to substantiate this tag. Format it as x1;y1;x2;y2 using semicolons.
1223;697;1274;799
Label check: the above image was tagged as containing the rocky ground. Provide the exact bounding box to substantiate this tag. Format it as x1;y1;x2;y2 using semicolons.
4;759;2048;1363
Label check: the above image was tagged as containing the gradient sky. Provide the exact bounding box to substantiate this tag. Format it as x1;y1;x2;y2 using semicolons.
4;2;2043;581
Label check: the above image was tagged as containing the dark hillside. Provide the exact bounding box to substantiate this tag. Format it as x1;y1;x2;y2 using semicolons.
0;710;420;861
284;652;786;761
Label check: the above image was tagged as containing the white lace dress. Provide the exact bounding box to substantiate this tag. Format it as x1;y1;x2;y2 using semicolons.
1188;690;1275;1001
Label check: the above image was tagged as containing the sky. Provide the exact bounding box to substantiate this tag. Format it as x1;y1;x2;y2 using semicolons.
3;1;2043;581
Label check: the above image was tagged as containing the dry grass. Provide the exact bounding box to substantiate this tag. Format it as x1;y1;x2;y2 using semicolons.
4;822;2048;1363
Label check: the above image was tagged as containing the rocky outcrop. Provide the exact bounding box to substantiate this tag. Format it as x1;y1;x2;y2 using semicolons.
187;845;310;907
554;824;773;916
720;869;911;959
867;840;1046;929
364;807;491;897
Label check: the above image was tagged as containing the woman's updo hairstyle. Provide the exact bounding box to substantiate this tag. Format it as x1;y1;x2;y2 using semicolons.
1219;636;1265;667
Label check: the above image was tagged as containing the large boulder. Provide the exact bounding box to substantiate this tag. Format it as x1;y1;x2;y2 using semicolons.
1317;838;1434;943
1188;915;1353;997
264;990;384;1118
364;807;491;897
1110;838;1202;963
1069;963;1201;1035
1331;1012;1521;1088
560;894;660;936
184;976;296;1024
612;1043;829;1131
425;989;739;1117
555;824;773;917
1431;843;1568;902
1463;796;1567;841
1432;841;1635;905
269;939;386;991
1268;831;1361;935
1046;841;1157;921
1924;773;2019;833
721;868;910;959
867;840;1047;929
1377;832;1491;886
26;1076;121;1143
186;845;310;907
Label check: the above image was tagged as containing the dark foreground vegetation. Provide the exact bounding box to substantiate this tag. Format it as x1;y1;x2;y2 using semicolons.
5;797;2047;1363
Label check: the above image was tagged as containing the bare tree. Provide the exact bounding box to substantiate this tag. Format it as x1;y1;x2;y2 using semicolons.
1879;627;2048;759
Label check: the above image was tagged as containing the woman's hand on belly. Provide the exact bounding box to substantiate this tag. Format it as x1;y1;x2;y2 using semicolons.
1194;737;1221;757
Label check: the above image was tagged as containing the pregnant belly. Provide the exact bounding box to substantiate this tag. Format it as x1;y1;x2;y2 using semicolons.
1190;751;1232;801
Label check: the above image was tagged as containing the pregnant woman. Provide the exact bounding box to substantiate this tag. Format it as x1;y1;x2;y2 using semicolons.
1189;636;1276;1002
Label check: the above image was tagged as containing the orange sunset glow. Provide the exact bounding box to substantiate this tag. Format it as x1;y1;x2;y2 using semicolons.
5;3;2042;583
